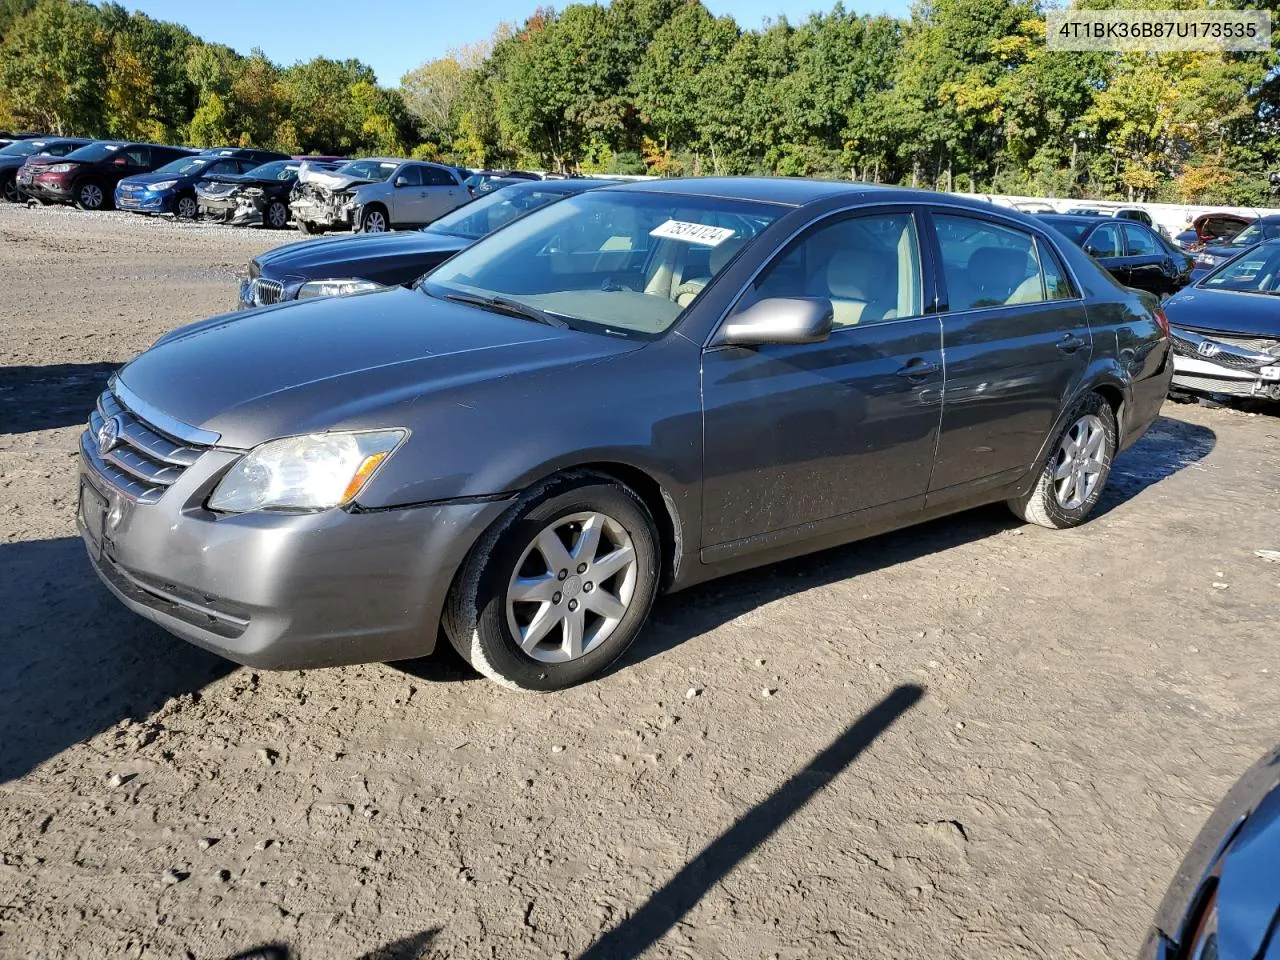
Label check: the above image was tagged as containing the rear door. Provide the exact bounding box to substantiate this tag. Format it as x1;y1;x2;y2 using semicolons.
925;209;1092;504
700;206;943;555
420;165;466;222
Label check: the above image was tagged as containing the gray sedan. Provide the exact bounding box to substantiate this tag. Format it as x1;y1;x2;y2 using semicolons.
78;179;1171;690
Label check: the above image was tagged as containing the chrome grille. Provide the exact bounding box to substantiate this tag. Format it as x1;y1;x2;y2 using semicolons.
83;388;209;503
249;278;285;306
1181;330;1280;354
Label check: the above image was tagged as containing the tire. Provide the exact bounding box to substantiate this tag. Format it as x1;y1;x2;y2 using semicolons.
74;179;107;211
265;199;289;229
359;205;389;233
1008;393;1118;529
174;193;198;219
443;473;661;691
297;219;325;235
1;175;19;204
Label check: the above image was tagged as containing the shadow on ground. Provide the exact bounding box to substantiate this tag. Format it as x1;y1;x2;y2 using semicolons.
222;928;441;960
0;361;120;434
0;536;233;783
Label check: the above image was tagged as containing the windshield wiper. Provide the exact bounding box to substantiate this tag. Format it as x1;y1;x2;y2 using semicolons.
442;291;568;328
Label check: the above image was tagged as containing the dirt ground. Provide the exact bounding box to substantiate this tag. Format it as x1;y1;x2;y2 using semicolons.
2;201;1278;960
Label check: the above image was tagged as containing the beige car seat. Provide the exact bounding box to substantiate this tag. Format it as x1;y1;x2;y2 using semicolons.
671;236;748;306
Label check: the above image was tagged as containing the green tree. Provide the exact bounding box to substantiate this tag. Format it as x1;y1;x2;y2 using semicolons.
0;0;106;134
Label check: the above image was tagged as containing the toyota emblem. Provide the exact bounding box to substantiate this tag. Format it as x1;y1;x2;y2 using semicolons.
1196;341;1222;359
96;416;122;458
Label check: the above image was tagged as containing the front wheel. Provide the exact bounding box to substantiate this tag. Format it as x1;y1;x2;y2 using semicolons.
443;474;660;691
265;199;289;229
359;206;389;233
174;193;198;219
74;180;107;211
1008;393;1117;529
1;176;19;203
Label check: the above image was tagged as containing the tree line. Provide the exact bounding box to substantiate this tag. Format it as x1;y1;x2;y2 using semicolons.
1;0;1276;204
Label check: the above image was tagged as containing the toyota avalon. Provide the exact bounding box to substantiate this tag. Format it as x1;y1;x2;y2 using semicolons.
78;179;1171;690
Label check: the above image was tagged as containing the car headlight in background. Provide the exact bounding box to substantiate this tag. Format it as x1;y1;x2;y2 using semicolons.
1197;254;1222;267
296;278;384;299
148;180;177;191
208;429;406;513
46;163;73;173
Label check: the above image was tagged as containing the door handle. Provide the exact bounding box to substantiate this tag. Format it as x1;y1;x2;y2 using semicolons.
1056;333;1086;354
895;358;940;379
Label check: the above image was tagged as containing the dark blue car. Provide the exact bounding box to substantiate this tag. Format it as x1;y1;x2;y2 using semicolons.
115;147;290;218
1189;214;1280;282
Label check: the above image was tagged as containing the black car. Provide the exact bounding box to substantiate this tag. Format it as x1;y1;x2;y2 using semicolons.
195;159;338;228
0;135;91;203
1041;214;1193;298
1141;743;1280;960
239;178;615;307
1190;214;1280;280
22;140;198;210
1162;238;1280;401
463;169;541;197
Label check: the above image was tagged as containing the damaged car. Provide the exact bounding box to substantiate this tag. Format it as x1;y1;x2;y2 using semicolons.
289;158;468;235
1163;238;1280;402
197;159;340;228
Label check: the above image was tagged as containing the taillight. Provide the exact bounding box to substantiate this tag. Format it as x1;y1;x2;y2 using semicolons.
1154;306;1170;339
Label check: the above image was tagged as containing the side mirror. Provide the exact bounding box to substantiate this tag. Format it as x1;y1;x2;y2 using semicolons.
717;297;833;347
395;176;410;187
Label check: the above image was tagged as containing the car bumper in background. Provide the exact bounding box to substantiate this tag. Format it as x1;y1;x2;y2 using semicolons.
115;188;170;213
289;194;354;229
1169;327;1280;400
77;431;511;669
26;178;72;202
200;194;266;226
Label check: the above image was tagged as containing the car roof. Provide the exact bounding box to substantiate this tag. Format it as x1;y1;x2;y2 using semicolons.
601;176;1016;211
1042;214;1111;224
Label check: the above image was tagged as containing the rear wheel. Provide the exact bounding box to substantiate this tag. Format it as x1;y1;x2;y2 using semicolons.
1;175;18;203
443;474;660;691
74;180;107;211
265;200;289;229
1008;393;1117;529
174;193;198;219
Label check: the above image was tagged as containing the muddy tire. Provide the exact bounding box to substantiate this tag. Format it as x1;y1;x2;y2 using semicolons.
74;179;108;211
1008;393;1117;529
443;473;660;691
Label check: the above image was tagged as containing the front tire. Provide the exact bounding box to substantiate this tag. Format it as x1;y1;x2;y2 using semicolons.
359;205;389;233
1008;393;1117;529
174;193;198;219
1;175;18;203
443;474;660;691
74;180;107;211
265;199;289;229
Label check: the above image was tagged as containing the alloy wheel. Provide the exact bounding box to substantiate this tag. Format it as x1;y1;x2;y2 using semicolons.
80;184;103;209
176;196;198;219
505;511;637;664
363;210;387;233
268;202;288;228
1053;414;1107;510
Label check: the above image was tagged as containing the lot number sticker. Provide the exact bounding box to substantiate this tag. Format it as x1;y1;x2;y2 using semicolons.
650;220;736;246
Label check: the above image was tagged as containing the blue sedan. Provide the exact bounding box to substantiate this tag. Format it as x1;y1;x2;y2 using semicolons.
115;148;287;218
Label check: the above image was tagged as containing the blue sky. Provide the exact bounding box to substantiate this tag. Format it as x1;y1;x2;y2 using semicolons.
128;0;914;87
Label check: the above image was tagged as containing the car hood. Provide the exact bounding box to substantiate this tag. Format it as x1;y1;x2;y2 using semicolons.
117;286;640;448
1163;286;1280;338
295;166;379;192
21;155;68;171
200;173;291;190
120;171;190;189
255;230;468;277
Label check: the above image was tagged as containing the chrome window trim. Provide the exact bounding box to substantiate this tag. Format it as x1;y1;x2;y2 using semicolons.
110;375;221;446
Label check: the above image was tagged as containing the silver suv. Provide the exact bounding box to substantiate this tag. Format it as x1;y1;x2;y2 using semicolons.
290;157;469;234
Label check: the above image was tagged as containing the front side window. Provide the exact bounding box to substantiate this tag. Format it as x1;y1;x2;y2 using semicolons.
1122;223;1158;256
395;164;423;186
742;212;922;327
1084;223;1122;259
122;147;149;166
934;214;1046;310
423;190;782;338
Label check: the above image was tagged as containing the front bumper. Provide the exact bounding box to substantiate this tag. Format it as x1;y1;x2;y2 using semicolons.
289;194;355;229
115;188;171;214
77;418;511;669
26;178;72;202
1169;329;1280;399
200;194;265;226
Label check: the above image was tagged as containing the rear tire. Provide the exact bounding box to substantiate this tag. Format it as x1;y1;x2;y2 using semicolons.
443;473;660;691
265;200;289;229
74;179;107;211
1008;393;1117;529
1;175;18;204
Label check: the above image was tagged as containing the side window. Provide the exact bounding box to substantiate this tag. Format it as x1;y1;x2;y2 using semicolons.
235;159;259;174
123;147;149;166
207;159;239;176
1122;223;1158;256
746;212;922;328
1037;239;1076;300
422;165;456;187
395;165;423;187
933;214;1044;310
1084;224;1122;259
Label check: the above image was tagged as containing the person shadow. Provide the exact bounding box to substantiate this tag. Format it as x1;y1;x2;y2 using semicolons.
0;361;120;434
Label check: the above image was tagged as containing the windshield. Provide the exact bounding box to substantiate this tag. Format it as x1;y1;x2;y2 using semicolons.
153;156;211;176
0;139;51;157
1041;217;1092;245
1224;222;1263;247
1201;244;1280;293
427;184;580;240
423;190;782;339
62;142;123;162
243;160;299;180
335;159;399;182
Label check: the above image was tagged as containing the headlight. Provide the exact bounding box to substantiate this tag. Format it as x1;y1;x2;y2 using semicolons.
296;278;384;299
46;163;73;173
1197;254;1222;267
242;187;263;197
148;180;177;191
208;429;406;513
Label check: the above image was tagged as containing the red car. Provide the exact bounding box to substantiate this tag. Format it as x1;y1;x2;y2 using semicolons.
18;140;195;210
1173;212;1253;252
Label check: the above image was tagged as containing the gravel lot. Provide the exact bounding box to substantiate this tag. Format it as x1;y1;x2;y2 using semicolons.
2;201;1279;960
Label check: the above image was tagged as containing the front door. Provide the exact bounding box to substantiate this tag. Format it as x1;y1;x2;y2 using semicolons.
1120;222;1172;297
1082;221;1127;286
925;210;1093;501
700;208;943;556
